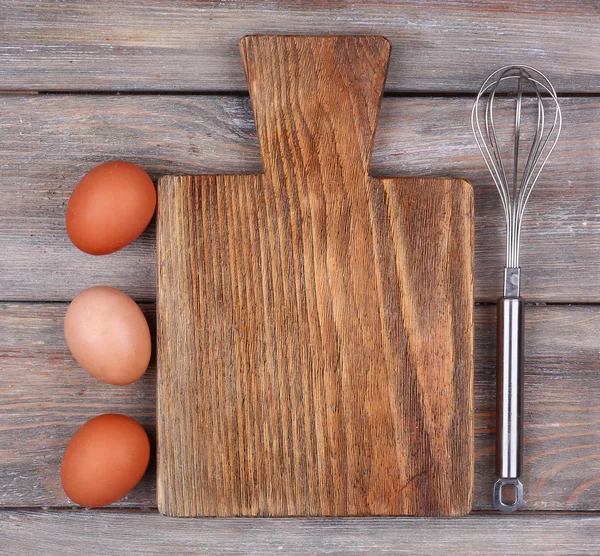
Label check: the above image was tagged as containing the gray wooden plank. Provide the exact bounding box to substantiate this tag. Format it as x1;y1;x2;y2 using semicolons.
2;1;600;93
1;510;600;555
1;95;599;302
1;303;599;510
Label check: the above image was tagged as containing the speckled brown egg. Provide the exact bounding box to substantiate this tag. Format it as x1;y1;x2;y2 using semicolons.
66;160;156;255
61;414;150;507
64;286;151;385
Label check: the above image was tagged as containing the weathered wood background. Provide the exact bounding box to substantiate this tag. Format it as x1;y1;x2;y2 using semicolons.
1;0;599;553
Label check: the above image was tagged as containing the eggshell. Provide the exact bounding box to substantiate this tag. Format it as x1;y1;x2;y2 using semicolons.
66;160;156;255
61;414;150;507
64;286;151;385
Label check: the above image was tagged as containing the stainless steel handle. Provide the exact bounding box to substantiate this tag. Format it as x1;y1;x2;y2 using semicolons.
494;297;524;511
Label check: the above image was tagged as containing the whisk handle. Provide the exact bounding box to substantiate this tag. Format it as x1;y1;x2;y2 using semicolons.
494;297;525;511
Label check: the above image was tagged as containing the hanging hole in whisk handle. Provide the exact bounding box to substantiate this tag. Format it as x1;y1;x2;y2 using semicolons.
494;477;523;512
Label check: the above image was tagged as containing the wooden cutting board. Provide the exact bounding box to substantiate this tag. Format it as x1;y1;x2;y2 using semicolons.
156;35;474;517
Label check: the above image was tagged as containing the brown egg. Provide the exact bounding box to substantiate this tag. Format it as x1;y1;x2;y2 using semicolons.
66;160;156;255
64;286;151;385
61;414;150;507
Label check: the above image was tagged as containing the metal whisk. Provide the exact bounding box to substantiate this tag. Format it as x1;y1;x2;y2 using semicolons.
472;66;561;511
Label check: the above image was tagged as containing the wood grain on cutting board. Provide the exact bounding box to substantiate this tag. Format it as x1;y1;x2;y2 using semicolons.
156;36;474;517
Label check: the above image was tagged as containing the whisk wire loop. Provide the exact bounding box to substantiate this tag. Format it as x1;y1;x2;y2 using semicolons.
471;65;562;269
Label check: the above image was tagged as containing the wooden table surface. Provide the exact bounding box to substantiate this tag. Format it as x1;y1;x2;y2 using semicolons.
1;1;599;554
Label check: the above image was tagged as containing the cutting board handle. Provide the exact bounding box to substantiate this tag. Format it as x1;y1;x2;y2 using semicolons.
240;35;390;178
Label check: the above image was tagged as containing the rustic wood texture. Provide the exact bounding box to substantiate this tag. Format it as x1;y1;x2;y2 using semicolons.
156;35;474;517
1;0;600;549
1;95;599;302
2;303;599;511
2;1;600;93
2;511;600;555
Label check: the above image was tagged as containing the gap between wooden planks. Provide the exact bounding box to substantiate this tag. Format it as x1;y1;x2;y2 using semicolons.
0;95;599;302
1;302;599;511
